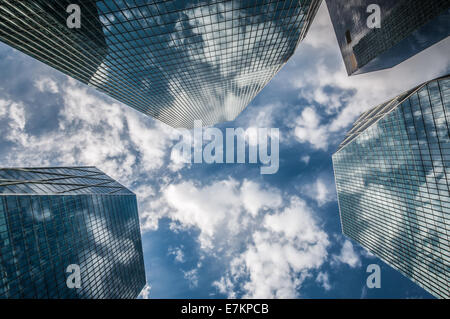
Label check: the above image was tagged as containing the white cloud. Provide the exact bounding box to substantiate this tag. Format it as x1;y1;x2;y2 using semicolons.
34;77;59;94
293;107;330;150
168;246;185;263
158;179;282;250
301;155;310;165
124;110;178;172
139;175;332;298
0;99;28;145
168;131;193;172
302;3;338;50
139;194;172;232
138;284;151;299
240;180;282;217
361;247;377;259
302;178;334;207
162;179;242;250
332;240;361;268
213;275;236;299
183;268;199;289
316;272;332;291
214;197;330;298
134;184;156;198
1;78;180;186
169;147;188;172
237;103;279;129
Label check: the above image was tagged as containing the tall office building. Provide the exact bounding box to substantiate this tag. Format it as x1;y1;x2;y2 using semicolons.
332;75;450;299
0;167;146;299
0;0;321;128
326;0;450;75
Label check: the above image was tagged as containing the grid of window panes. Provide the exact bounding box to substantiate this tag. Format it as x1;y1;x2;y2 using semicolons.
336;88;417;152
0;0;320;128
0;167;146;299
325;0;450;75
332;76;450;299
0;167;133;195
353;0;450;71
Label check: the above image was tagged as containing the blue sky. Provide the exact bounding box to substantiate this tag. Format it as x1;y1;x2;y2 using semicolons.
0;3;449;299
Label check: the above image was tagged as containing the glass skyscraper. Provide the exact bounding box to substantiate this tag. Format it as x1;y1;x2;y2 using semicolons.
325;0;450;75
0;166;146;299
0;0;321;128
332;75;450;299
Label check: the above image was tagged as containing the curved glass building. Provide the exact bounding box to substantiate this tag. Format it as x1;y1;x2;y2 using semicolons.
333;75;450;299
326;0;450;75
0;0;321;128
0;166;146;299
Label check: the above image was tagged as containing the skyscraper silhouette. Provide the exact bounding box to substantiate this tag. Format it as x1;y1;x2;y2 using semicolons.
333;75;450;298
0;166;146;298
326;0;450;75
0;0;321;128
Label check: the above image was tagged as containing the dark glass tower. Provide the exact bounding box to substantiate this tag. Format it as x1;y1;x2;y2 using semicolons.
0;0;321;128
325;0;450;75
332;75;450;299
0;167;146;299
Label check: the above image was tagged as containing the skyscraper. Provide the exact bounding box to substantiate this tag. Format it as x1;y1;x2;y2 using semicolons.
325;0;450;75
332;75;450;299
0;0;321;128
0;166;146;299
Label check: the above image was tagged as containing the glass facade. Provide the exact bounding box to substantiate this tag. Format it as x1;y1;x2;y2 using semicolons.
325;0;450;75
332;75;450;299
0;167;146;299
0;0;321;128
